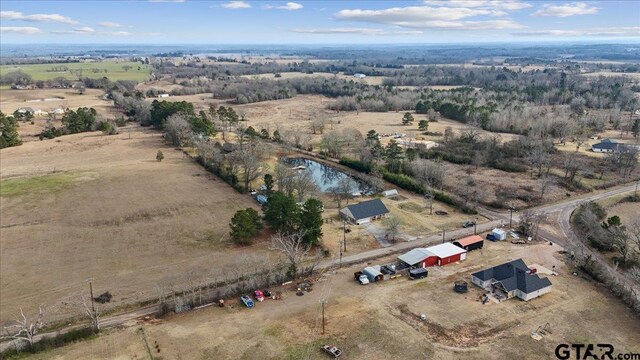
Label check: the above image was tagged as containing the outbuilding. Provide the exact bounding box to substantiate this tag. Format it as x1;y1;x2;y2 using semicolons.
381;189;398;197
340;199;389;225
453;235;484;251
425;243;467;266
398;243;467;268
491;228;507;241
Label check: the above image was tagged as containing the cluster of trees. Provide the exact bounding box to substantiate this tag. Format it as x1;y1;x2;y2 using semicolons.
229;192;324;272
38;107;108;140
574;201;640;267
0;112;23;149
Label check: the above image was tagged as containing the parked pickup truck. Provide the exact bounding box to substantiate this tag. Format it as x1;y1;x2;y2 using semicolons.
321;345;343;358
353;271;370;285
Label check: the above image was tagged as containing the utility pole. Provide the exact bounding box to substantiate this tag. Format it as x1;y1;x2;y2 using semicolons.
509;207;516;229
635;180;639;196
320;299;327;335
473;218;477;235
442;229;445;243
88;279;95;315
339;241;343;268
343;220;347;252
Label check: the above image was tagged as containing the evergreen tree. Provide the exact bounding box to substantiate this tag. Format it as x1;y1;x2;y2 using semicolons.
229;208;263;246
385;140;404;173
299;198;324;245
402;112;414;125
0;112;22;149
263;192;298;234
418;120;429;131
263;174;274;196
632;118;640;138
61;107;97;133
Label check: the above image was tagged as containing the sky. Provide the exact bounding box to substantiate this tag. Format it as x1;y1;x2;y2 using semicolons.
0;0;639;44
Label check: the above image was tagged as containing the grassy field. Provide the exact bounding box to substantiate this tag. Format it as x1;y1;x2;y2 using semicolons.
0;172;80;197
0;125;266;325
19;241;640;359
0;61;152;82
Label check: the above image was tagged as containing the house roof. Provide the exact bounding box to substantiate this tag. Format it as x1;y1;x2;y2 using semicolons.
344;199;389;220
398;248;432;266
472;259;552;293
454;235;483;247
424;243;467;259
592;139;623;150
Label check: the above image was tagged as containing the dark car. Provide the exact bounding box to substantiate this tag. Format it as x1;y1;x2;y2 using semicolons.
486;233;497;241
462;221;476;228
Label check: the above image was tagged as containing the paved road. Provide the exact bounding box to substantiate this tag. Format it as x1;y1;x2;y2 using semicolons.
2;182;637;353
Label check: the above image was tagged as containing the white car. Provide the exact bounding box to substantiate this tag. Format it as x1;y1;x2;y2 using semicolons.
357;274;370;285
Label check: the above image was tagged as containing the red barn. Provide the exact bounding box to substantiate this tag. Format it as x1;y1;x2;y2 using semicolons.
399;243;467;268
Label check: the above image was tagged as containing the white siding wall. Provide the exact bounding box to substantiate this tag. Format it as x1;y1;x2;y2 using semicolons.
516;285;552;301
471;276;489;289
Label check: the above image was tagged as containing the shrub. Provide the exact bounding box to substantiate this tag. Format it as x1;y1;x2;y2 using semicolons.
339;158;372;174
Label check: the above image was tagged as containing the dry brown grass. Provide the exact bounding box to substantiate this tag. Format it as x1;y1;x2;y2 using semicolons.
0;88;114;115
23;241;640;360
0;126;267;325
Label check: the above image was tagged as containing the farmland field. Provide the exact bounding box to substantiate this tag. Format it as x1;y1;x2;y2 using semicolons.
0;61;152;82
0;88;114;115
19;241;640;359
0;126;267;325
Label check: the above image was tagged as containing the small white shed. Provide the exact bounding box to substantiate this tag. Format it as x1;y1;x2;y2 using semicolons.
492;228;507;241
381;189;398;197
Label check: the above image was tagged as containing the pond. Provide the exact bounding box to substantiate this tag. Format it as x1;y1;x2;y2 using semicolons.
281;158;372;193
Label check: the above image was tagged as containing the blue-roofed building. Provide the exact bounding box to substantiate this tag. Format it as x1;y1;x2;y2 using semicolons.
471;259;552;301
591;139;633;153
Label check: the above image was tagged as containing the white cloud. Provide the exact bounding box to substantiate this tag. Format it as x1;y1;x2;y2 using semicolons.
513;27;640;37
423;1;532;11
292;28;423;36
98;21;125;28
0;10;77;24
221;1;251;9
0;26;42;34
531;2;599;17
148;0;186;2
335;5;524;30
264;2;303;10
50;27;136;36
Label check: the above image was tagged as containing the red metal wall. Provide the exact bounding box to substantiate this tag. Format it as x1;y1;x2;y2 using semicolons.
424;256;438;267
438;253;461;266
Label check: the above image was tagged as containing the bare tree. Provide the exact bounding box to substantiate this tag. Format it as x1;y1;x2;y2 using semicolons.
275;162;296;196
292;171;318;202
320;131;345;158
270;231;310;279
164;113;193;147
629;219;640;253
385;216;401;242
3;307;45;349
611;229;632;265
239;145;265;191
518;211;546;240
79;292;100;331
539;175;555;200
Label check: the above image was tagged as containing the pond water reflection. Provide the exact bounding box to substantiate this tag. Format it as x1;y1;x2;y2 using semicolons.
281;158;371;193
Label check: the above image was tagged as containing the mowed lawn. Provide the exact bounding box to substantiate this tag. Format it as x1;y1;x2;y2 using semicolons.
0;61;152;82
0;126;266;326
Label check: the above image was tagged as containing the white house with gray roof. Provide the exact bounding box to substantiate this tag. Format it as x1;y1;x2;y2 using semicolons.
339;199;389;225
471;259;552;301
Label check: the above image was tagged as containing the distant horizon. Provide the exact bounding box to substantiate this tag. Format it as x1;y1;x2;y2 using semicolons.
2;1;639;44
